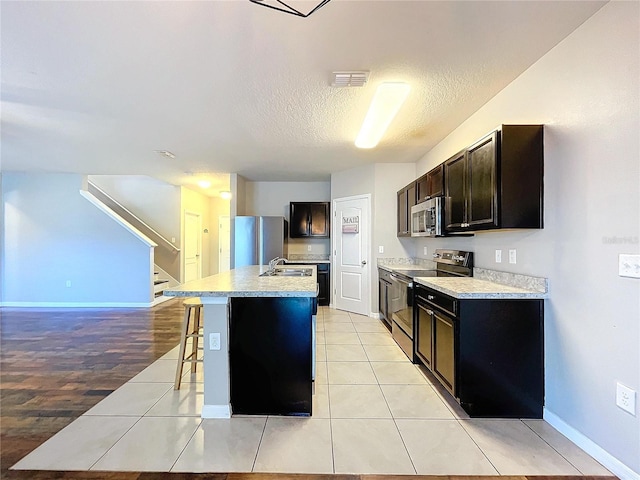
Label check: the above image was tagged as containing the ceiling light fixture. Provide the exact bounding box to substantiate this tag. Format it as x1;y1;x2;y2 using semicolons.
249;0;331;18
355;82;411;149
220;191;232;200
197;180;211;189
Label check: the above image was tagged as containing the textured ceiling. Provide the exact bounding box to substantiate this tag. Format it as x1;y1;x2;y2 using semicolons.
1;0;605;193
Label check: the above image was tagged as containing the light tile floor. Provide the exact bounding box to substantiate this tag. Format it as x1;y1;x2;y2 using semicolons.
12;306;612;476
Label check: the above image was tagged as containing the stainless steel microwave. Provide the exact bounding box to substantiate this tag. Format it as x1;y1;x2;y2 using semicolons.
411;196;443;237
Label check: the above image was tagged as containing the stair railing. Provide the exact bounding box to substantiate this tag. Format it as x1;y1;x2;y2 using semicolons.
86;181;180;254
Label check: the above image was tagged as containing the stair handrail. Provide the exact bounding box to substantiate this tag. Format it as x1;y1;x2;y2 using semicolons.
87;181;180;254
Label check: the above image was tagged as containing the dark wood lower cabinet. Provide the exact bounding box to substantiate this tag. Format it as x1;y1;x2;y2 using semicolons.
229;297;314;416
415;284;544;418
316;263;330;306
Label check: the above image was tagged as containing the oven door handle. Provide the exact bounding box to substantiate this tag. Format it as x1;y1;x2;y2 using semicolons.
390;273;411;286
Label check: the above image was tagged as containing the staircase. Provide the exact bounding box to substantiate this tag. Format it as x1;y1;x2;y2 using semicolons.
154;272;170;297
82;180;180;304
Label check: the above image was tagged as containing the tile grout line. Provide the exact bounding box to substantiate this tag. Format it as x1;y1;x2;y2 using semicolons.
88;360;194;472
454;417;501;475
169;418;203;473
250;411;269;472
326;369;336;474
87;415;145;471
390;409;418;475
520;418;595;475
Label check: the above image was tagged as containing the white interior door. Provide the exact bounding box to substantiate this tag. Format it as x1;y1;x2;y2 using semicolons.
333;195;371;316
184;211;202;282
219;215;231;273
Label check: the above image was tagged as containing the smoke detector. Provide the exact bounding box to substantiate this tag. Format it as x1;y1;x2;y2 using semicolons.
331;71;369;87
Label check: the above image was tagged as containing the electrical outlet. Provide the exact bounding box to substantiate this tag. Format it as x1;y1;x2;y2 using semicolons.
378;246;384;254
423;246;428;255
495;250;502;263
509;249;517;264
209;332;221;351
171;237;176;243
65;280;72;288
307;245;312;252
619;254;640;278
616;382;636;415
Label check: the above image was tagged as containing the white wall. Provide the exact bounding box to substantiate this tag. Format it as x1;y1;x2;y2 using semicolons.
373;163;417;261
245;181;331;256
0;173;4;304
2;173;153;306
209;196;231;274
414;2;639;474
230;174;247;216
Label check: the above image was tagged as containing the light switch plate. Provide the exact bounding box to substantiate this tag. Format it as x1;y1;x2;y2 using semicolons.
619;254;640;278
209;333;221;351
495;250;502;263
423;246;428;255
378;246;384;254
509;249;517;264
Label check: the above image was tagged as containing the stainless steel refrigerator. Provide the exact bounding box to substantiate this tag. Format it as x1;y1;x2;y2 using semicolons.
231;216;288;268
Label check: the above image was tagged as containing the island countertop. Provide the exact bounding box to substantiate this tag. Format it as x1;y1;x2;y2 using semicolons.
164;265;318;298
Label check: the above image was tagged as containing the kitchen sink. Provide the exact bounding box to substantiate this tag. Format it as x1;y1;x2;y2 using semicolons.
259;267;313;277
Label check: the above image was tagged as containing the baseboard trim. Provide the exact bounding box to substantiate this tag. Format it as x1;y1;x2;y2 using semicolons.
149;295;174;307
0;301;153;308
201;404;231;419
544;408;639;480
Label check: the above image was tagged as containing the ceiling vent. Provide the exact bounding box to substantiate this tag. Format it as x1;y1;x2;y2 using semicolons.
331;71;369;87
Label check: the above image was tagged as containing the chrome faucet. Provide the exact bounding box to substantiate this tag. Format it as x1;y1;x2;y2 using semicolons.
268;257;286;272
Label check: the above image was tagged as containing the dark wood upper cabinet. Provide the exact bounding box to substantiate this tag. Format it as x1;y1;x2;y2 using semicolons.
416;164;444;202
467;131;499;229
289;202;330;238
397;181;416;237
444;125;543;233
443;150;467;230
444;134;498;232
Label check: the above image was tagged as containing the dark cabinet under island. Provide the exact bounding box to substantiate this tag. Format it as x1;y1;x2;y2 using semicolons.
229;296;314;416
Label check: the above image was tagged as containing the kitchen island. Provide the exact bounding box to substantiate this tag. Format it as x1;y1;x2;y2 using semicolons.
164;265;317;418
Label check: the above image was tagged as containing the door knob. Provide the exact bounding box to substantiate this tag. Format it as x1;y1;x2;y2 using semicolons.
361;260;367;266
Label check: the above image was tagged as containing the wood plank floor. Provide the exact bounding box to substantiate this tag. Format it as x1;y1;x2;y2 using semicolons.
0;301;617;480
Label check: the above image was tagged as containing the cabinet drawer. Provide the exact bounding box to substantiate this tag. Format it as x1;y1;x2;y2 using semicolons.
416;285;457;317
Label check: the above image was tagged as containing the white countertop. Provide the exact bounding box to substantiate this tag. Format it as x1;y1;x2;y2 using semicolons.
414;276;547;299
164;265;318;298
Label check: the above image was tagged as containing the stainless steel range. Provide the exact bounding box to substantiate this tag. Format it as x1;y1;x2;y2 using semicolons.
388;249;473;361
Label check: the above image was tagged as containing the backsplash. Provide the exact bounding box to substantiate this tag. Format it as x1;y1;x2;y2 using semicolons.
288;253;330;261
474;267;548;293
377;258;435;268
